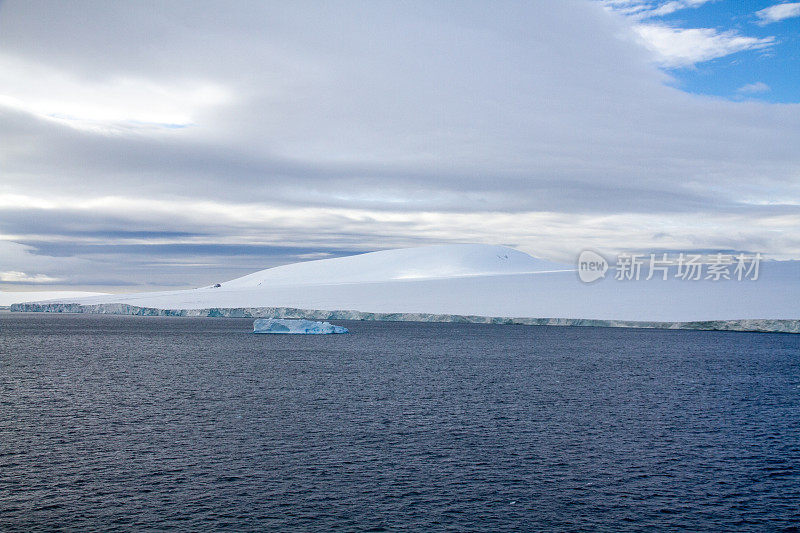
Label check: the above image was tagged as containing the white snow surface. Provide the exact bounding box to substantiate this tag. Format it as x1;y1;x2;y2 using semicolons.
220;244;566;288
253;318;348;334
0;291;108;307
27;244;800;322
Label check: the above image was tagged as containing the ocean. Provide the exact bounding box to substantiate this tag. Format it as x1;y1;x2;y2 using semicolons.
1;312;798;531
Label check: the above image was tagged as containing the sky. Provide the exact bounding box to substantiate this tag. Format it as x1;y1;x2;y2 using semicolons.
0;0;798;292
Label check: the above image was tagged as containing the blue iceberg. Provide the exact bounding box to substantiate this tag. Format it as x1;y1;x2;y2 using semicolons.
253;318;349;334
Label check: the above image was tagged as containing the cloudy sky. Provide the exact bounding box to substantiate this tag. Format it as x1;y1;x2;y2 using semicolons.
1;0;798;292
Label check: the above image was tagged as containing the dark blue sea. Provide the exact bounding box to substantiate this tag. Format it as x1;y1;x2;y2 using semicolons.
1;313;799;531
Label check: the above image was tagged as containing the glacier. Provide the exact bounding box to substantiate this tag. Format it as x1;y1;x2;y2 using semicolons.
0;290;108;308
7;244;800;332
253;318;349;335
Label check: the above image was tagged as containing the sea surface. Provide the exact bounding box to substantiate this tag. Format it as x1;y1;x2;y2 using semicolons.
1;312;799;531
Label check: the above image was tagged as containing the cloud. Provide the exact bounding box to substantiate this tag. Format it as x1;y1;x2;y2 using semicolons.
0;0;799;289
601;0;714;20
737;82;771;94
0;271;62;283
632;24;775;67
2;193;799;289
649;0;714;16
0;54;230;133
603;1;776;69
756;2;800;24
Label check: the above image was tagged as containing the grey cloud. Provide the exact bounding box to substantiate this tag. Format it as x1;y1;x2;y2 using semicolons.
19;241;361;260
4;106;796;215
2;2;799;214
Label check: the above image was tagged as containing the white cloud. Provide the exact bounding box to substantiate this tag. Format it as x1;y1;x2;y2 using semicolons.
600;0;655;17
0;271;62;283
601;0;714;19
756;2;800;24
633;24;775;67
603;1;775;67
737;82;771;94
649;0;714;17
0;54;230;133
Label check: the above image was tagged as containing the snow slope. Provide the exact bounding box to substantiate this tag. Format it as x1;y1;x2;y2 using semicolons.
219;244;567;288
17;244;800;322
0;291;108;307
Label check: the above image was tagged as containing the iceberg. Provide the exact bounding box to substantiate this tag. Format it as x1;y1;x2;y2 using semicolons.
253;318;348;334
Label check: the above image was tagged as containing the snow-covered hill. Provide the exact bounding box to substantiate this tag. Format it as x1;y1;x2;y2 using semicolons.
0;291;107;307
9;244;800;322
219;244;567;288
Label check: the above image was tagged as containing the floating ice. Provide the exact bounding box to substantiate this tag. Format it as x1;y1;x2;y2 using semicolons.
253;318;348;334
